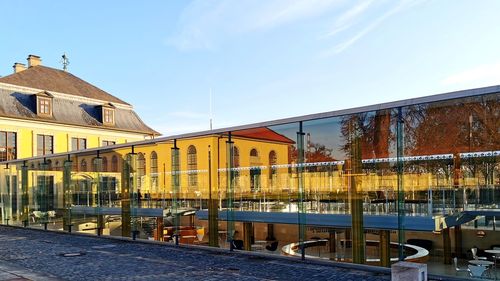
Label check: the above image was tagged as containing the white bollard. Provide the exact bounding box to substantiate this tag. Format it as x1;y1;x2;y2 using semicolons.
391;261;427;281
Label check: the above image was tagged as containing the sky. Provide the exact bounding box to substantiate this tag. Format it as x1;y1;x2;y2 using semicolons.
1;0;500;136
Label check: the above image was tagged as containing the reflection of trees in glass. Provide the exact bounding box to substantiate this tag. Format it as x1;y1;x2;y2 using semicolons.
288;142;335;163
288;141;336;173
462;157;498;186
402;96;499;189
340;110;393;160
290;142;335;161
404;96;499;155
468;96;500;151
334;95;499;160
287;110;394;164
306;142;335;162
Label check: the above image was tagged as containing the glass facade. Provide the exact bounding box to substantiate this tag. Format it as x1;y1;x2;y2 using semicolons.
0;89;498;277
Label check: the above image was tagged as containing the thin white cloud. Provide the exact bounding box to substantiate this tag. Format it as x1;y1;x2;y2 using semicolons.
251;0;341;31
441;62;500;87
321;0;427;56
322;0;374;38
168;0;427;56
167;0;343;51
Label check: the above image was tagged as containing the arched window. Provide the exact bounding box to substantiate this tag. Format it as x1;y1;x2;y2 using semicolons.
102;157;108;172
80;159;87;172
137;153;145;188
111;155;118;172
250;148;258;157
187;145;197;187
269;150;277;182
150;151;158;173
233;146;240;167
150;151;158;189
233;146;240;187
92;157;102;172
250;149;260;192
269;151;277;166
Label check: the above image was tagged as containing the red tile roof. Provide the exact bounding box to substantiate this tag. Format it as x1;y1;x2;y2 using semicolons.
232;127;295;144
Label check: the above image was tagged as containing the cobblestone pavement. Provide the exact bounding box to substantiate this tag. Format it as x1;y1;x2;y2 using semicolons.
0;226;390;281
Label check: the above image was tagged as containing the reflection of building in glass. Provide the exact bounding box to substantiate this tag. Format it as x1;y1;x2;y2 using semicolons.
0;85;498;278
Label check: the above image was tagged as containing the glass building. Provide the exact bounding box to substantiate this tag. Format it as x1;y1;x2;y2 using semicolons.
0;85;498;277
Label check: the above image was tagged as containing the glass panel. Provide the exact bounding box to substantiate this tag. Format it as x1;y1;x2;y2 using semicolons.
171;141;180;242
225;124;299;252
62;158;72;231
0;90;496;278
226;135;235;248
0;165;11;225
297;123;306;260
300;109;401;265
401;93;499;268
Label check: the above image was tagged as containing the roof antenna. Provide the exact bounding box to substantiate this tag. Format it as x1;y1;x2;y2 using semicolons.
61;53;70;71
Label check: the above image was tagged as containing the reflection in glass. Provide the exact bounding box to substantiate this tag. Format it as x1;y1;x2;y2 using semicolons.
0;90;497;277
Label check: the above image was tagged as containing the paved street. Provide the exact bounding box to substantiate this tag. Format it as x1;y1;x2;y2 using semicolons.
0;226;393;281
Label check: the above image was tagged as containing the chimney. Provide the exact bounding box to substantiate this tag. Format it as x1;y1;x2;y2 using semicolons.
13;63;27;73
27;55;42;67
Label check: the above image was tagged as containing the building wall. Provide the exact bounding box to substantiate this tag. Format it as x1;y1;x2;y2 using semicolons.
0;116;150;159
56;135;291;199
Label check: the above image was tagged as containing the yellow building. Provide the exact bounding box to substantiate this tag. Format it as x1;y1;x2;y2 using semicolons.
0;54;159;162
50;127;293;204
0;125;294;237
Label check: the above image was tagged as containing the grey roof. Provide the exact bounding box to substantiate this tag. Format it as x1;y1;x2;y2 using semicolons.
0;88;159;135
0;66;129;105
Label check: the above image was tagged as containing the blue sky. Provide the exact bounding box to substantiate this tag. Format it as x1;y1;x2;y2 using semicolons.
1;0;500;136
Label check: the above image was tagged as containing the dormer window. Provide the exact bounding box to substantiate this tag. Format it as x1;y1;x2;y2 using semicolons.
98;103;115;126
34;91;53;117
103;108;114;124
39;98;51;114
